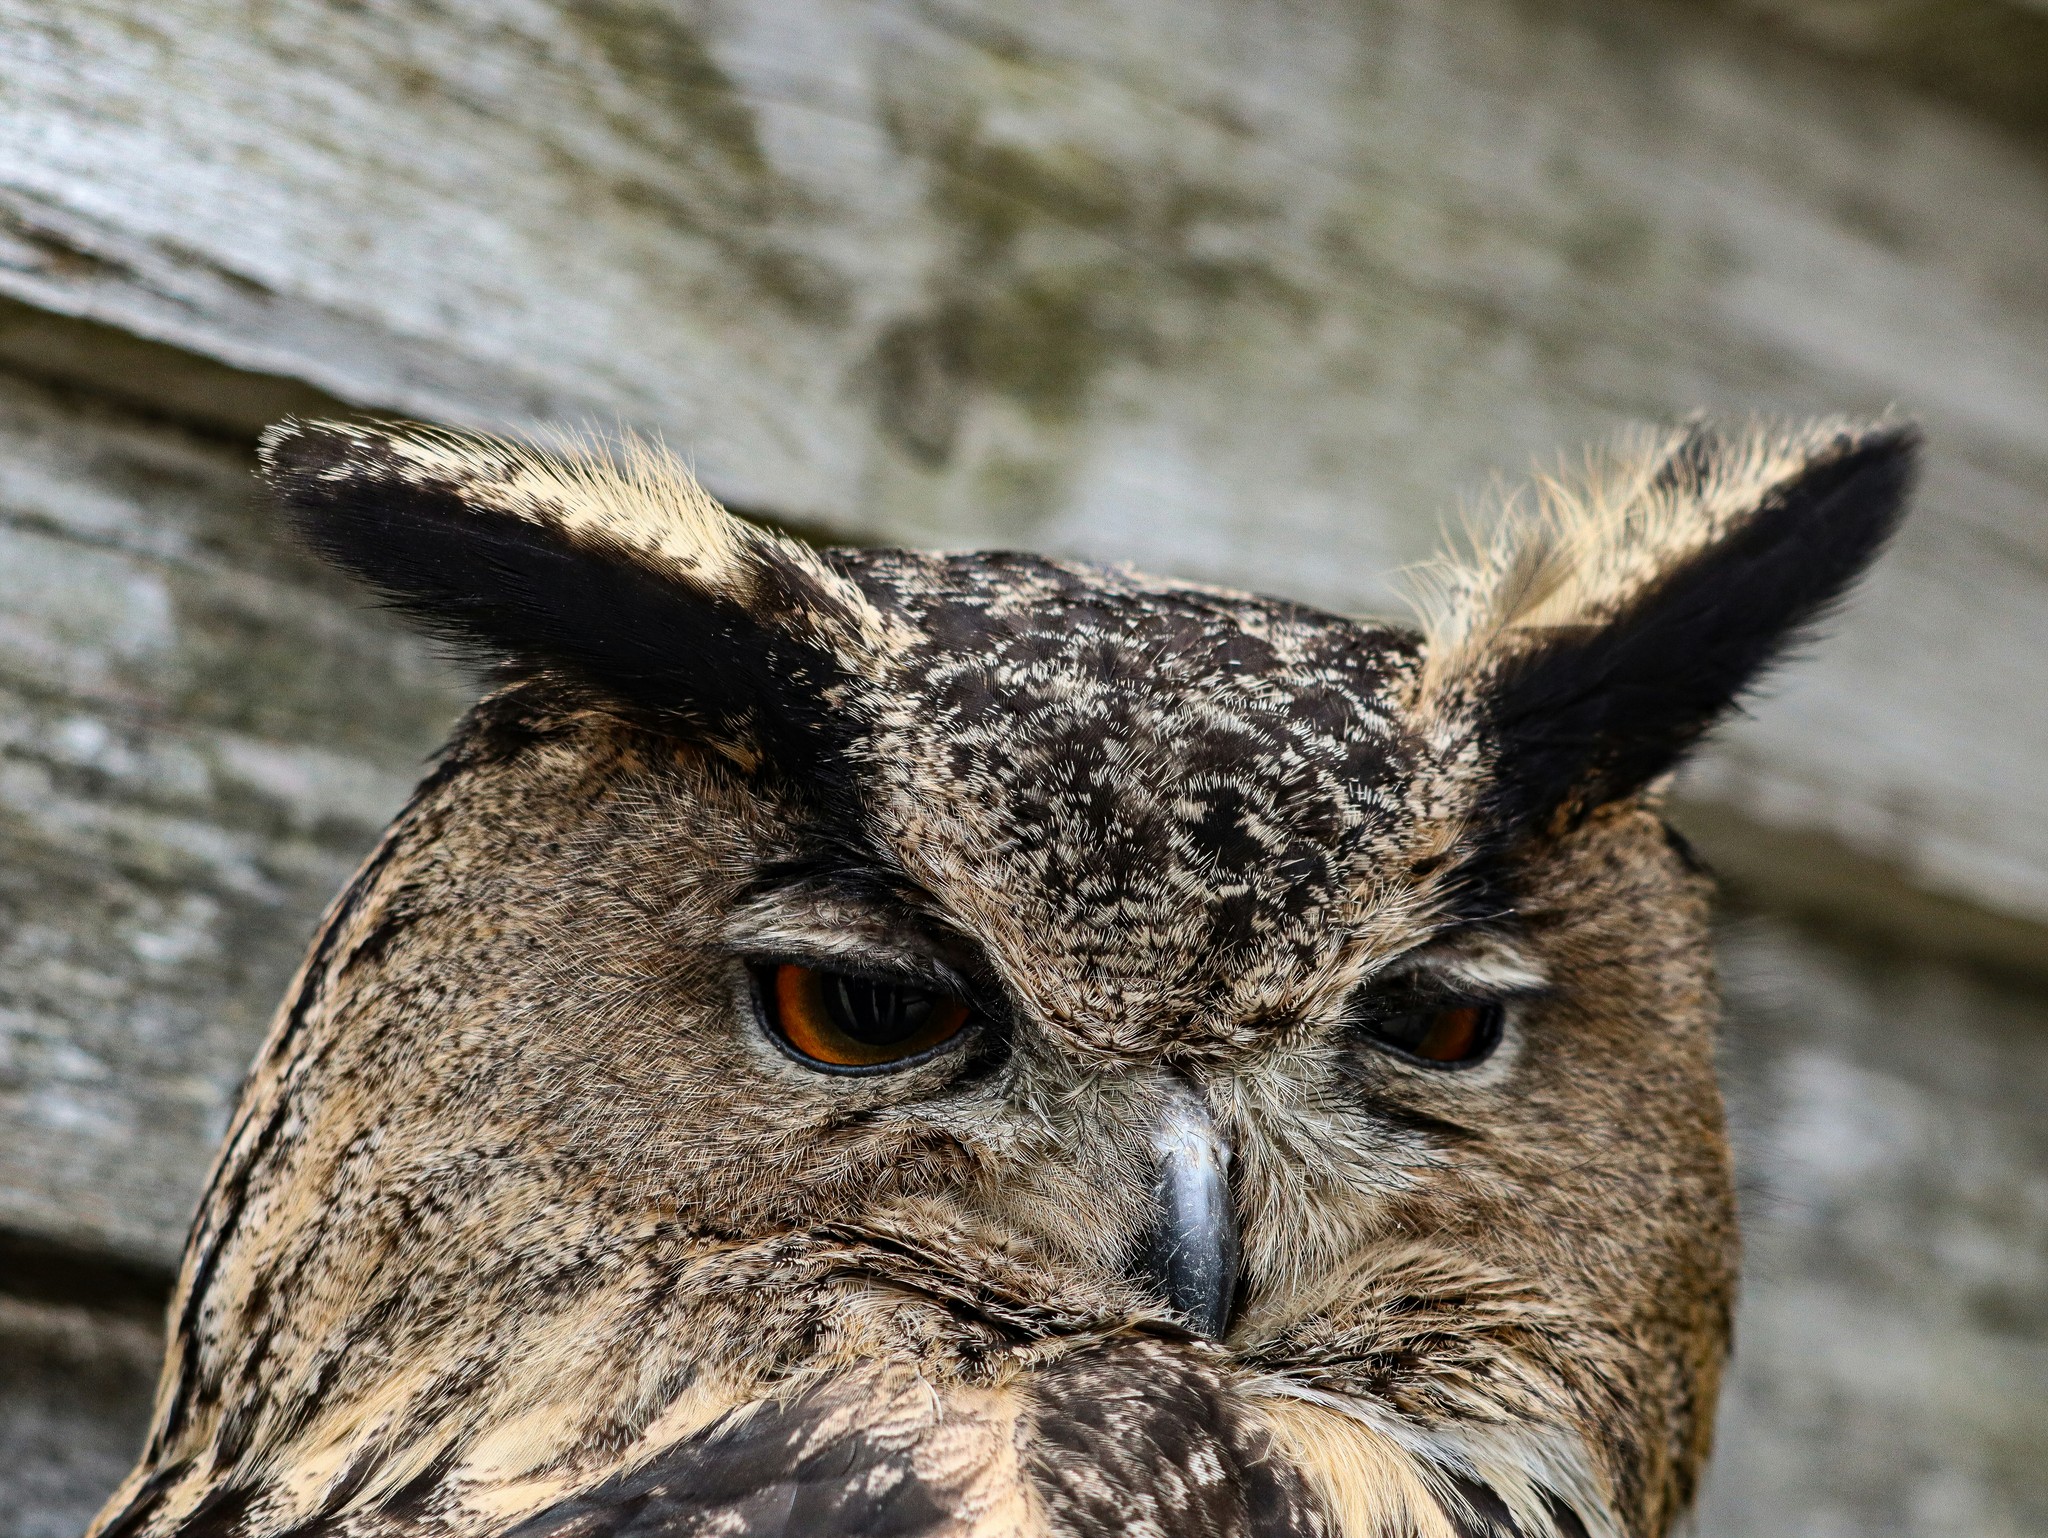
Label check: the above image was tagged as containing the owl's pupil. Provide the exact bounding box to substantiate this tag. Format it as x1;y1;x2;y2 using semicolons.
824;975;935;1046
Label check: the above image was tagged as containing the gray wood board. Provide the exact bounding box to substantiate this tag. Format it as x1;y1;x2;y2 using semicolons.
1700;917;2048;1537
0;1294;159;1538
0;370;464;1266
3;0;2046;927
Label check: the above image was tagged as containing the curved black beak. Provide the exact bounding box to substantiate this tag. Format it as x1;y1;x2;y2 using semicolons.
1135;1081;1240;1340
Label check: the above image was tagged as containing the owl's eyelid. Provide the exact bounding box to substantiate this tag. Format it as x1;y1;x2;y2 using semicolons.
1335;950;1546;1052
724;876;996;987
1351;999;1510;1074
1343;985;1504;1035
1366;933;1549;1001
1388;969;1551;1009
759;952;974;1001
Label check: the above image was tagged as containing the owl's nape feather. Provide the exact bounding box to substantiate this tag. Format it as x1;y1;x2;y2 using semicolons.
1418;418;1918;836
258;419;892;769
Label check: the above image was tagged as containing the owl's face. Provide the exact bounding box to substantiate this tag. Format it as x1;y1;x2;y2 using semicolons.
101;421;1913;1538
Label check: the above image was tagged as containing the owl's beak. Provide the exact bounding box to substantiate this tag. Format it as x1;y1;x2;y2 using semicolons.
1136;1081;1241;1340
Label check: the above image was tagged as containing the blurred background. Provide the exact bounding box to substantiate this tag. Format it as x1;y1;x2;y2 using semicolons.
0;1;2042;1534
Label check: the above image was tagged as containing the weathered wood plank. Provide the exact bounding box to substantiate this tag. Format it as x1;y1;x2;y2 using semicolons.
0;1295;158;1538
2;0;2046;932
0;371;464;1267
1712;0;2048;143
1703;917;2048;1537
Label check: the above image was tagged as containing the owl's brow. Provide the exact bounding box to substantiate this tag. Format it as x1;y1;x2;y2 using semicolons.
734;842;1004;983
1416;856;1530;939
1363;913;1550;1003
1418;906;1521;937
741;843;921;911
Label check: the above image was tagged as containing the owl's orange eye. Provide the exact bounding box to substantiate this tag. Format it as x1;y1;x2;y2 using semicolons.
1356;1000;1503;1067
759;963;974;1072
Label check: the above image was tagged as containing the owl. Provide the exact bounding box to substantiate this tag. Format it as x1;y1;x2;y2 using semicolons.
90;415;1915;1538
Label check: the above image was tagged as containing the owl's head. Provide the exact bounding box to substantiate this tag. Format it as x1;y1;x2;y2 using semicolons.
109;420;1913;1538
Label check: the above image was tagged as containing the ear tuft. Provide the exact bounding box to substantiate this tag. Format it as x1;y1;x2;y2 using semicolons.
1412;417;1920;835
260;419;898;765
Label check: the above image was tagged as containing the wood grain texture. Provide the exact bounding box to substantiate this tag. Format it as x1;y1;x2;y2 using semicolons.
0;1296;160;1538
1;0;2045;928
0;371;464;1268
1700;916;2048;1538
